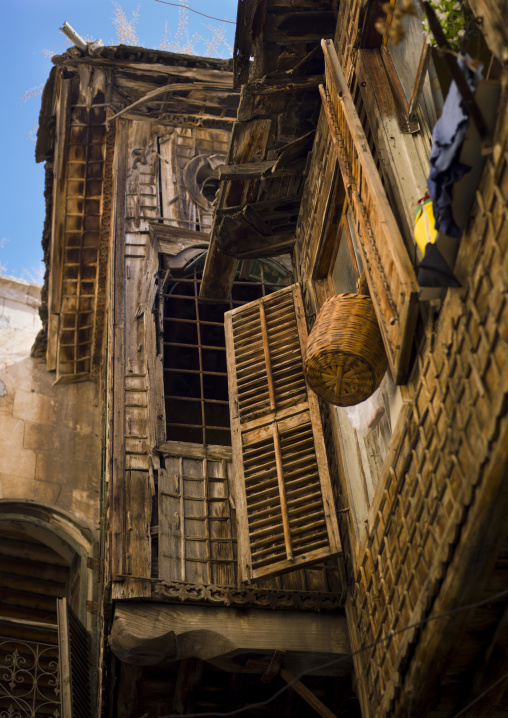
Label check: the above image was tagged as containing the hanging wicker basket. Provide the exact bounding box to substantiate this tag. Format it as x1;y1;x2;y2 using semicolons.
304;293;387;406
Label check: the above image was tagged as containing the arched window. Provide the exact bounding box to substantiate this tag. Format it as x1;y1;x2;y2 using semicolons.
161;252;291;446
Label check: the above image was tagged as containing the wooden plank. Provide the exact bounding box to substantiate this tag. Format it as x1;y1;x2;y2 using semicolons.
57;598;72;718
225;312;252;583
79;57;235;85
125;470;153;579
158;464;181;582
110;120;129;580
280;667;338;718
273;421;294;561
158;441;232;461
144;305;166;448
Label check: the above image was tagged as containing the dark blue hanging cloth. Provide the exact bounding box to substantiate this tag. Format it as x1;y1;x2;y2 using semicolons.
427;57;483;239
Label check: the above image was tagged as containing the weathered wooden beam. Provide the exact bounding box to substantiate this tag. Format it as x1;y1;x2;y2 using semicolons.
280;667;338;718
232;236;296;259
65;55;234;84
199;241;238;301
200;118;273;301
110;120;128;580
109;602;350;675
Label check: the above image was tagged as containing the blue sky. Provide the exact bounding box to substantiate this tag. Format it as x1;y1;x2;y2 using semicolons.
1;0;237;282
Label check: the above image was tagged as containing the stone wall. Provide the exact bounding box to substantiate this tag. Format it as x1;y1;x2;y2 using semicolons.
0;274;102;535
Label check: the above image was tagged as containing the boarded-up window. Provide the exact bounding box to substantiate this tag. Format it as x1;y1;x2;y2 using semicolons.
158;446;237;586
225;284;341;582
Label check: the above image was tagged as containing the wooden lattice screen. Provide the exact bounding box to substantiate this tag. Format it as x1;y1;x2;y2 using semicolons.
319;38;419;383
225;284;341;582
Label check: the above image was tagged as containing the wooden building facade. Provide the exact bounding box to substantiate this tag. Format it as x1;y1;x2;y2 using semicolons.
28;0;508;715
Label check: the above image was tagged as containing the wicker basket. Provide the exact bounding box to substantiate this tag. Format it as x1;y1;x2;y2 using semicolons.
304;293;387;406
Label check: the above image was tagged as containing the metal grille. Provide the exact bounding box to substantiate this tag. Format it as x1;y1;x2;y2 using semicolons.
162;256;291;446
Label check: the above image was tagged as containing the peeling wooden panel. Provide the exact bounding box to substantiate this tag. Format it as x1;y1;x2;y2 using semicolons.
225;284;341;582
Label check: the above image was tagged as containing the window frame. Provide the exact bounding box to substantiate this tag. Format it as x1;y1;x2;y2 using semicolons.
309;168;404;547
362;0;435;133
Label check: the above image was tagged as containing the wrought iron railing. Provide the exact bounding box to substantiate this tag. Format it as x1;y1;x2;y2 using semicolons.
0;619;60;718
0;601;91;718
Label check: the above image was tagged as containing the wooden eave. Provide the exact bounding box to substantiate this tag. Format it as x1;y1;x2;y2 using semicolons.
200;0;338;300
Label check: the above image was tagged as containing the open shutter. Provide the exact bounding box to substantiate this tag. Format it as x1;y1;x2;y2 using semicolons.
57;598;92;718
225;284;341;582
320;39;419;384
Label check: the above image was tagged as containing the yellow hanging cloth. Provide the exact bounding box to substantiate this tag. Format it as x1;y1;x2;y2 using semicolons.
414;196;438;255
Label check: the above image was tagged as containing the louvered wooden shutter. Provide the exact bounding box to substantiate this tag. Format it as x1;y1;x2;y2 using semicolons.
225;284;341;582
57;598;92;718
320;39;419;384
